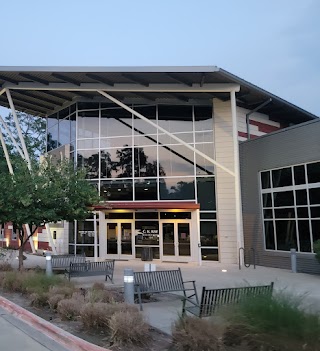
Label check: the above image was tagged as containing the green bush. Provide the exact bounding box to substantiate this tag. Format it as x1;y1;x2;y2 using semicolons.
21;271;64;294
313;240;320;264
225;293;320;349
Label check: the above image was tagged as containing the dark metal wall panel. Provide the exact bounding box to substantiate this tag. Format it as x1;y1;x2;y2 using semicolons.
239;119;320;274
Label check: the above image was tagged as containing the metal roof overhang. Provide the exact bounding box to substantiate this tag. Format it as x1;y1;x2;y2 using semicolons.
0;66;317;124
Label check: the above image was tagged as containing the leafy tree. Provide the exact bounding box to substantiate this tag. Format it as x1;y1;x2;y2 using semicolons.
0;158;100;269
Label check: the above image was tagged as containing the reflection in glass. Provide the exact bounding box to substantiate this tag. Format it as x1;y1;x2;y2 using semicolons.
100;180;133;201
272;167;292;188
77;150;100;179
159;145;194;177
47;124;59;151
264;221;275;249
275;220;297;251
100;137;132;148
107;223;118;254
298;221;311;252
135;221;159;246
69;221;75;244
307;162;320;184
200;221;217;246
134;147;157;177
201;248;218;261
178;223;190;256
261;171;271;189
77;221;95;245
133;105;157;135
158;133;194;145
134;179;157;200
273;191;294;207
158;105;193;133
121;223;132;255
160;178;195;200
294;165;306;185
135;247;160;259
101;109;132;137
78;116;99;139
162;223;175;255
195;143;214;175
77;139;99;149
194;106;213;131
197;177;216;210
59;118;71;146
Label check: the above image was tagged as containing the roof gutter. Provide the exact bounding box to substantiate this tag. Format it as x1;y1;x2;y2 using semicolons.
246;98;272;139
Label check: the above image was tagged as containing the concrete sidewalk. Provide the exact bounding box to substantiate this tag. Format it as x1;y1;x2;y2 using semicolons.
6;253;320;335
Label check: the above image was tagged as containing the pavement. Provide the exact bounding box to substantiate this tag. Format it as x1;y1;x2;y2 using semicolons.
2;252;320;339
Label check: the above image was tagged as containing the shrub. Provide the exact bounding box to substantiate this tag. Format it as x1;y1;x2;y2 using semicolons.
48;294;65;310
80;303;139;329
48;285;75;298
30;292;49;307
313;240;320;264
109;310;149;346
1;271;25;292
57;298;82;320
86;288;123;304
172;316;219;351
91;282;105;290
0;262;13;271
21;271;64;294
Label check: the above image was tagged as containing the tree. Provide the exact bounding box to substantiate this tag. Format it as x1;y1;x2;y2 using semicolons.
0;158;100;269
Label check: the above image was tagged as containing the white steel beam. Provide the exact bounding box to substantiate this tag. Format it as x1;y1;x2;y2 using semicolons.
45;224;58;255
0;126;14;174
5;89;31;168
0;88;5;96
98;90;236;177
230;90;244;266
0;115;25;159
3;82;240;93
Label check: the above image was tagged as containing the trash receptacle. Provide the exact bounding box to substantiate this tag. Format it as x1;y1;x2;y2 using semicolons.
141;247;153;261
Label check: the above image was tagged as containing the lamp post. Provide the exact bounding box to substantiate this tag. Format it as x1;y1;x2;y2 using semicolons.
124;268;134;304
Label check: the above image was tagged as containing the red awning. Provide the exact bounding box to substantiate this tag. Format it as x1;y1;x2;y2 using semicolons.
94;201;199;210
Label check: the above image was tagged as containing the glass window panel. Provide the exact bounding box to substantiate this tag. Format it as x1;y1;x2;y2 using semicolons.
311;207;320;218
263;209;273;219
47;124;59;151
77;150;100;179
135;221;159;246
47;114;58;128
133;106;157;135
261;171;271;189
134;147;157;177
272;167;292;188
77;102;100;110
59;107;69;119
200;221;218;246
159;177;195;200
69;245;75;254
108;212;133;219
273;191;294;207
68;221;75;244
158;105;193;133
135;247;160;259
158;132;194;145
275;220;297;251
264;221;275;249
200;213;216;219
201;248;218;261
307;162;320;184
159;145;194;177
135;212;158;219
195;131;213;143
197;177;216;210
262;193;272;208
76;221;95;244
178;223;191;256
100;148;133;178
101;108;132;137
194;106;213;131
311;220;320;242
70;103;76;114
297;207;309;218
294;165;306;185
100;179;133;201
58;117;71;146
70;113;76;141
77;139;99;149
160;212;191;219
101;137;132;148
309;188;320;204
134;179;158;200
298;221;311;252
195;143;215;176
78;116;99;139
296;190;308;205
76;246;95;257
134;134;157;146
274;208;295;219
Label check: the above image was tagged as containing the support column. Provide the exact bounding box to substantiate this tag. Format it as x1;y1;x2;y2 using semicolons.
45;224;58;255
94;213;98;262
98;211;107;259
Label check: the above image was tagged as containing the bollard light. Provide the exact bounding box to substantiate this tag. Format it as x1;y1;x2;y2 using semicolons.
45;252;53;277
124;268;134;304
290;248;297;273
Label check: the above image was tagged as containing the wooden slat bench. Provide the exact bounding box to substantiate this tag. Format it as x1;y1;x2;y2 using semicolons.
134;268;199;311
66;260;115;282
182;282;274;318
51;253;86;270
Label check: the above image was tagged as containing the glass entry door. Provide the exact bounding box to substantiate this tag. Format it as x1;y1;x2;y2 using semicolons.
161;221;191;261
107;221;133;259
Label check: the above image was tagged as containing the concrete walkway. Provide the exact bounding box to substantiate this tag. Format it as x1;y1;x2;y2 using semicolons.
5;253;320;335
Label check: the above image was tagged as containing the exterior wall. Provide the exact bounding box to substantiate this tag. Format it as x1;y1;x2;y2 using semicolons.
213;99;238;264
237;106;282;141
239;119;320;274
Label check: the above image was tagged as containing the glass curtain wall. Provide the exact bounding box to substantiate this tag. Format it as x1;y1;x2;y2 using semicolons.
48;101;217;260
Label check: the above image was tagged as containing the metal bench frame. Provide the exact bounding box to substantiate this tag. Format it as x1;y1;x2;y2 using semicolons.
66;260;115;283
182;282;274;318
51;253;86;270
134;268;198;310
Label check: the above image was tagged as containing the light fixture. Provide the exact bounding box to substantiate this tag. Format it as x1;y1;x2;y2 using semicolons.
222;269;227;273
144;188;148;191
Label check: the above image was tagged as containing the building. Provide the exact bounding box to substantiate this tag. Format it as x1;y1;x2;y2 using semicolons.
0;66;317;267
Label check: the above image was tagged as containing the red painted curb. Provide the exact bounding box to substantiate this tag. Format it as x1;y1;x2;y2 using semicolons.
0;296;111;351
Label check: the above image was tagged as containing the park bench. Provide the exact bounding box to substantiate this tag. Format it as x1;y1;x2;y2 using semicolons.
182;282;274;318
134;268;199;310
66;260;115;282
51;253;86;270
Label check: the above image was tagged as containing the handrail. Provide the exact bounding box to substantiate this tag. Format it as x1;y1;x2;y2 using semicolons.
239;247;256;269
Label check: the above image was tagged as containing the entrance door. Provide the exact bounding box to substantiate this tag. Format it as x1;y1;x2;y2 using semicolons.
106;221;133;259
161;221;191;262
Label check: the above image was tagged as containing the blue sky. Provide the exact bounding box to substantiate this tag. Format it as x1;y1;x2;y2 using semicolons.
0;0;319;116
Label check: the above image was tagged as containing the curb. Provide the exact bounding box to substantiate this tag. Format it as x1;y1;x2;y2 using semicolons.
0;296;111;351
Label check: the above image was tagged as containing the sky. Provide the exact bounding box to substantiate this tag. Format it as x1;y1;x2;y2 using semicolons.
0;0;319;116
